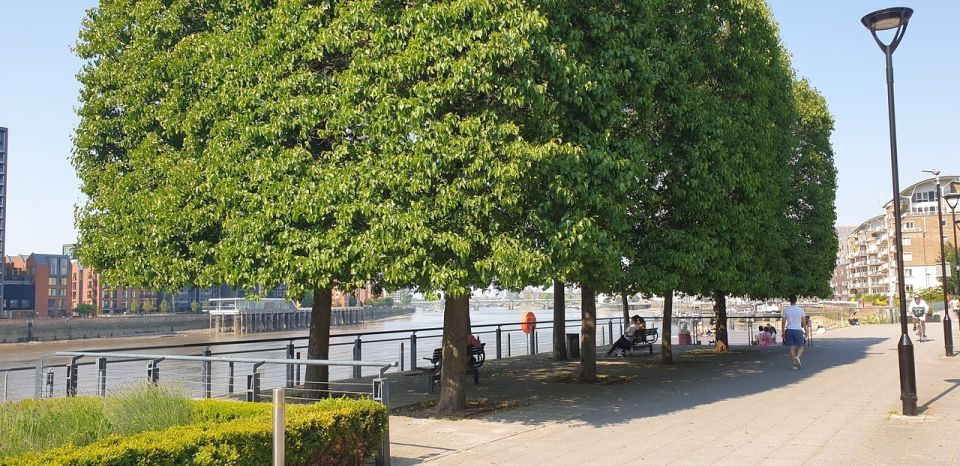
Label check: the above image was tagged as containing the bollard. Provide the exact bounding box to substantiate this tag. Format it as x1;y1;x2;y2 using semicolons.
353;337;362;379
373;378;391;466
273;388;285;466
496;327;502;359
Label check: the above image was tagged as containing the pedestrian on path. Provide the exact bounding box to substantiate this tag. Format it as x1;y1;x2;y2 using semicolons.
781;294;806;369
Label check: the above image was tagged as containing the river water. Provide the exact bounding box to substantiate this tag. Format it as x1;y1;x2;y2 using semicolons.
0;306;768;402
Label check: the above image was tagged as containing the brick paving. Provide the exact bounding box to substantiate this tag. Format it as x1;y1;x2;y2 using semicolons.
383;323;960;465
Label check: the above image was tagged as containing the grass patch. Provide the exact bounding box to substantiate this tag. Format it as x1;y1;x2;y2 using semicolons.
0;383;192;458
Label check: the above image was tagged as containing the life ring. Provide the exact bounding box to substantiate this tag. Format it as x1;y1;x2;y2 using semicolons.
521;311;537;334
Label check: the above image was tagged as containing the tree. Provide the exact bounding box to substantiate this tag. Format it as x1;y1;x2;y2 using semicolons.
73;0;377;398
159;299;170;314
74;303;96;317
336;0;565;411
141;298;155;314
190;300;201;314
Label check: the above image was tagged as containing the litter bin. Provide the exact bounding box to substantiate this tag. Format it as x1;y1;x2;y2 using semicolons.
566;333;580;359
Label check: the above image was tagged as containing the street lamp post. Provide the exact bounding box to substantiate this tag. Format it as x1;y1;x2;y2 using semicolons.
861;6;918;416
922;170;953;356
945;192;960;299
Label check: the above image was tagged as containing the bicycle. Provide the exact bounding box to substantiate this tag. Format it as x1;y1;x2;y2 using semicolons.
913;315;926;342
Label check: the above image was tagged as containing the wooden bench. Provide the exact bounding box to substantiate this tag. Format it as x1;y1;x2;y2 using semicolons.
630;328;659;355
423;344;485;392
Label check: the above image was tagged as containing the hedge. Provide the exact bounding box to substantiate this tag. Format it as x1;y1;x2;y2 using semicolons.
4;398;388;466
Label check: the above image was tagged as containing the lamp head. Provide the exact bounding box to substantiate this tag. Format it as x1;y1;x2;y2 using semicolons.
862;7;913;52
945;192;960;211
862;7;914;31
922;169;940;176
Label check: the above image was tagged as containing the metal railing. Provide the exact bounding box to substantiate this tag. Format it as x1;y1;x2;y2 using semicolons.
0;314;794;402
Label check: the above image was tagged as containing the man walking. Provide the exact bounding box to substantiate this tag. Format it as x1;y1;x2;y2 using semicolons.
782;294;806;369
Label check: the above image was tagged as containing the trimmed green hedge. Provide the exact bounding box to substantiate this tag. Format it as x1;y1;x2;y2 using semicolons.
4;398;387;466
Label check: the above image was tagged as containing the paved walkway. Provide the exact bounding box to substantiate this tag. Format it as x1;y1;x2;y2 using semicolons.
384;323;960;465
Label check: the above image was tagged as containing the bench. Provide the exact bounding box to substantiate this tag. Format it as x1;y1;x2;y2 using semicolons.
422;344;485;392
630;328;659;355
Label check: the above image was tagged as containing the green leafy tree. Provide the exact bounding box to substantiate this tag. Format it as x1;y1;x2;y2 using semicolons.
74;303;97;317
73;0;377;397
190;300;201;314
141;299;155;314
159;299;170;314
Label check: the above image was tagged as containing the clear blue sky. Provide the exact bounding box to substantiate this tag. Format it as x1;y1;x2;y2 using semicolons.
0;1;957;255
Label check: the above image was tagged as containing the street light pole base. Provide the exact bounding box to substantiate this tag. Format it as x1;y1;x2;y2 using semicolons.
897;334;919;416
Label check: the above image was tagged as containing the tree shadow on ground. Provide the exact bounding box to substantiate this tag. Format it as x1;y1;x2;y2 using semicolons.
387;334;888;429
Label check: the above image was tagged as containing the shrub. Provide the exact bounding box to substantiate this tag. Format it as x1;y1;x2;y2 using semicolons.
0;397;109;457
104;383;193;436
5;398;388;466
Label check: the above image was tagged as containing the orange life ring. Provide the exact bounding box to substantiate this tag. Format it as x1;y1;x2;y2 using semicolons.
521;311;537;334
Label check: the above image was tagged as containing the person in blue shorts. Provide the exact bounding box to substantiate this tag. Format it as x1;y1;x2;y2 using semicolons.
781;294;806;369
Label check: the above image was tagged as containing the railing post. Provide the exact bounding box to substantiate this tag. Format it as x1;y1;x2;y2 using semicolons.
400;343;405;372
374;378;391;466
97;357;107;396
496;327;502;359
66;356;80;397
295;352;301;386
608;320;614;345
410;333;418;370
508;333;511;358
35;361;44;399
2;371;8;402
45;370;55;398
285;341;295;388
147;358;162;384
202;347;212;398
353;337;362;379
247;362;264;402
228;361;235;394
273;388;285;466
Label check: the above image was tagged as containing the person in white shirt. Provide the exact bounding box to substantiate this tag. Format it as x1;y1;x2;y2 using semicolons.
950;295;960;321
909;295;928;340
781;294;806;369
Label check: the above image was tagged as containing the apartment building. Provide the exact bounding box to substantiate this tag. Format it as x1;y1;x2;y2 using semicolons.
883;177;960;295
845;215;889;298
831;226;856;299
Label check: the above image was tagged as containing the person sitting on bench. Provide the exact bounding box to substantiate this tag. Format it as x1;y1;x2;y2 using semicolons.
607;315;645;357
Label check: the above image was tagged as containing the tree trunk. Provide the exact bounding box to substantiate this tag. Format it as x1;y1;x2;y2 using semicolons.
552;280;567;360
305;286;332;398
621;293;630;327
661;291;674;364
579;286;597;382
713;289;729;352
436;294;470;413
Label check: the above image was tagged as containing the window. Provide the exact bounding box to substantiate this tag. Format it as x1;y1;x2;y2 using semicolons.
904;268;913;276
914;191;937;203
902;237;912;246
60;278;67;285
59;288;67;297
49;277;57;286
904;221;915;230
903;252;913;262
48;299;57;308
48;288;57;297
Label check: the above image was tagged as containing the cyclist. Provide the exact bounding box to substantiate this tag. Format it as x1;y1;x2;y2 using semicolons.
909;295;928;341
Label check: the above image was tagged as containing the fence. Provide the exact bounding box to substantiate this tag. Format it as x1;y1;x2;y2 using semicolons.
0;314;791;402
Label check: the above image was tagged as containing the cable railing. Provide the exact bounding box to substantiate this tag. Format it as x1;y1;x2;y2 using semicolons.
1;314;791;402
